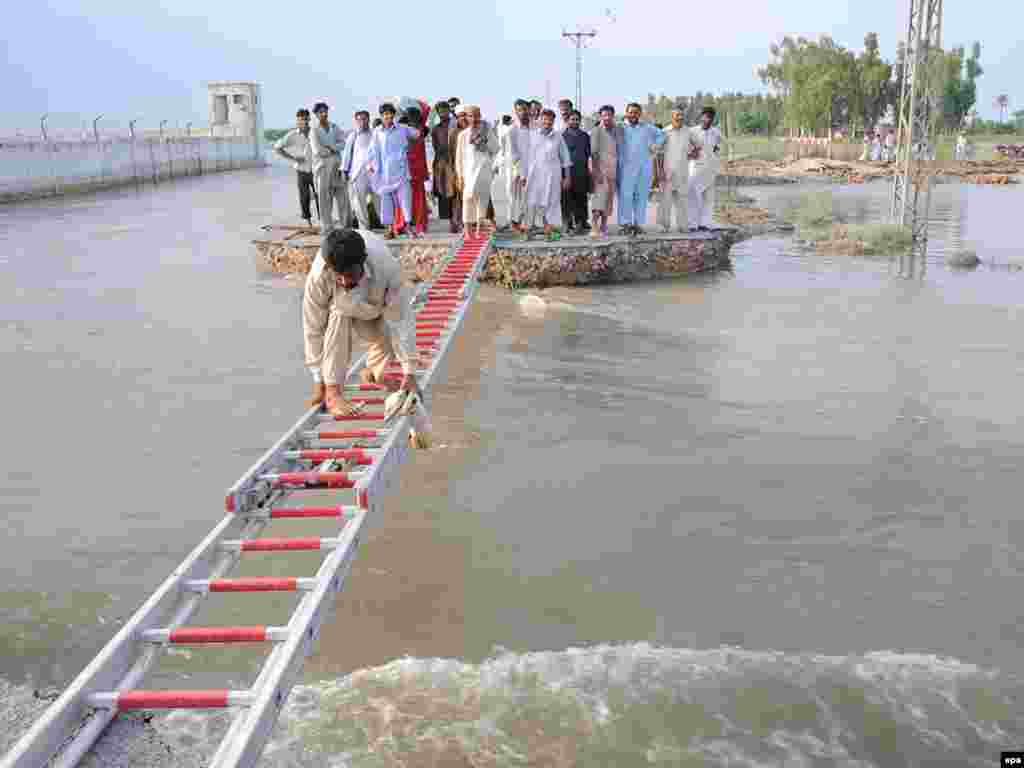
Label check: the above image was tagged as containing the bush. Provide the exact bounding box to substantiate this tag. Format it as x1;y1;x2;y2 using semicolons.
788;192;912;255
787;192;836;241
847;223;913;254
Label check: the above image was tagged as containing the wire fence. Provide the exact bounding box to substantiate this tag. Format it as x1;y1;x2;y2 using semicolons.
0;128;266;203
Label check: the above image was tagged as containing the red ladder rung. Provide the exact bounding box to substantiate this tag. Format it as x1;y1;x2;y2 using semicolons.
327;412;385;422
144;626;282;644
316;429;381;439
88;690;251;710
269;471;355;488
238;536;328;552
296;448;370;461
202;577;308;592
269;506;345;518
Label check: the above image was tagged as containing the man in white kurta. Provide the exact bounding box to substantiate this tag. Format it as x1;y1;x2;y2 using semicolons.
688;107;722;231
309;102;350;234
505;100;533;232
490;117;513;229
656;108;693;233
455;105;499;238
341;111;374;230
303;229;415;417
524;109;571;236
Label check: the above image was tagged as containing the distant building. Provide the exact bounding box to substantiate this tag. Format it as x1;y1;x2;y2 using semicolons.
207;81;264;159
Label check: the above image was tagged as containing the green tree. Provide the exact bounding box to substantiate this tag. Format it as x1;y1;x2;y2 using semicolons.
855;33;892;133
736;111;771;134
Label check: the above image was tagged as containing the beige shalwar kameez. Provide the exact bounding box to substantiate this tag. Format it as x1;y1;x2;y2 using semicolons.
656;125;692;231
589;123;620;217
303;231;412;385
455;122;499;225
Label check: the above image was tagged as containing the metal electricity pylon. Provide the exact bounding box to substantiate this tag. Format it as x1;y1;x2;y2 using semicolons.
889;0;944;244
562;27;597;114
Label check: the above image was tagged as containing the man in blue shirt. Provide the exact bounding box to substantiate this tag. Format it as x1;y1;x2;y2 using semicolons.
616;102;665;236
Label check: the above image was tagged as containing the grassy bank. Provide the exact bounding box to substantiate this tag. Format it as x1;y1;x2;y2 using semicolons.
723;133;1020;164
787;191;913;256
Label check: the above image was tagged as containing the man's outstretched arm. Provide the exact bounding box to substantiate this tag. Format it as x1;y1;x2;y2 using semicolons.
302;267;331;404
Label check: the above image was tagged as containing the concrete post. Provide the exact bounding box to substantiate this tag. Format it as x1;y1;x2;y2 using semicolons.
93;115;104;183
128;120;140;191
41;114;58;196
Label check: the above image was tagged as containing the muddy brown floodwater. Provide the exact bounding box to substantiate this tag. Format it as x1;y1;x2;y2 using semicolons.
4;165;1024;767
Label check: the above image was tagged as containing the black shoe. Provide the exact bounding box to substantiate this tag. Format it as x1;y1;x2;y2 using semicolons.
688;227;698;233
697;226;710;232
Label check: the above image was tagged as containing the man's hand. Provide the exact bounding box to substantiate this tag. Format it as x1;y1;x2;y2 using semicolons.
400;374;418;393
308;382;326;407
561;177;571;191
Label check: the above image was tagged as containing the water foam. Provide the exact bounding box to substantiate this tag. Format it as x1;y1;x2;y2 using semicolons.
4;645;1020;767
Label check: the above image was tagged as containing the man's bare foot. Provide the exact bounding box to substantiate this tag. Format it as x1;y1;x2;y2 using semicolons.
307;382;326;408
324;384;362;417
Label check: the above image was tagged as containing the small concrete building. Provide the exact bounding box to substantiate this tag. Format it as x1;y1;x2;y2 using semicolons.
207;81;264;159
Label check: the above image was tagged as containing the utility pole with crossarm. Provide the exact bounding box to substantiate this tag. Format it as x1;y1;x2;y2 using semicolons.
562;27;598;116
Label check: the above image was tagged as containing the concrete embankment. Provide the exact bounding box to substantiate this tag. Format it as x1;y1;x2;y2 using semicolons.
0;136;265;203
254;226;747;289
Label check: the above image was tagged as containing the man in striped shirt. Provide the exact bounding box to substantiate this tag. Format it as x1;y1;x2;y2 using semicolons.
273;109;314;226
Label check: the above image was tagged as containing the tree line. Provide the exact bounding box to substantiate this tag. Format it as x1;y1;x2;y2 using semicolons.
756;33;987;136
632;33;1015;138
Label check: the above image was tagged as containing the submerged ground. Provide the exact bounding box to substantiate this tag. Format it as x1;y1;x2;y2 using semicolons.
2;166;1024;766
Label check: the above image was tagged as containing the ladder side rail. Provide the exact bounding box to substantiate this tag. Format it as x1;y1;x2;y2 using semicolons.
354;236;490;510
0;512;253;768
209;509;367;768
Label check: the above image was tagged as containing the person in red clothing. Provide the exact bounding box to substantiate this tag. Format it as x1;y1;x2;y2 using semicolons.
405;103;431;236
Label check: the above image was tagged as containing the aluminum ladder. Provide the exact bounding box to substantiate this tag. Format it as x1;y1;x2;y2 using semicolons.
1;228;495;768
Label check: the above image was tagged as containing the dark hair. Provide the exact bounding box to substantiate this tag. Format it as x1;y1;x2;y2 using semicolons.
569;110;582;120
701;106;716;118
599;105;615;115
502;115;513;125
655;123;664;129
540;108;556;119
514;99;529;109
626;102;642;112
405;106;422;126
530;100;542;108
323;229;367;273
313;102;329;114
372;118;383;128
435;100;450;111
558;98;573;108
448;97;460;106
379;102;396;116
354;110;370;119
296;108;310;118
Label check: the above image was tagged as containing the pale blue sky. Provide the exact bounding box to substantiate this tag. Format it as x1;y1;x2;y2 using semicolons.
3;0;1019;135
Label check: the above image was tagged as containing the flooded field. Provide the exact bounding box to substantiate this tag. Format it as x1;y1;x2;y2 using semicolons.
2;168;1024;766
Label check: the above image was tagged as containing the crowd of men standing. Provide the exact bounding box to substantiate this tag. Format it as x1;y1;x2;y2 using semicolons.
275;96;723;242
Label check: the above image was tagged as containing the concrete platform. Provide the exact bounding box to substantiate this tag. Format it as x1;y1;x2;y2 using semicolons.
252;222;745;288
485;227;742;288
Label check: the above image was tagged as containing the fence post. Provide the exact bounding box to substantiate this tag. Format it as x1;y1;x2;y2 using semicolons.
93;115;104;185
41;114;59;197
148;128;158;185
